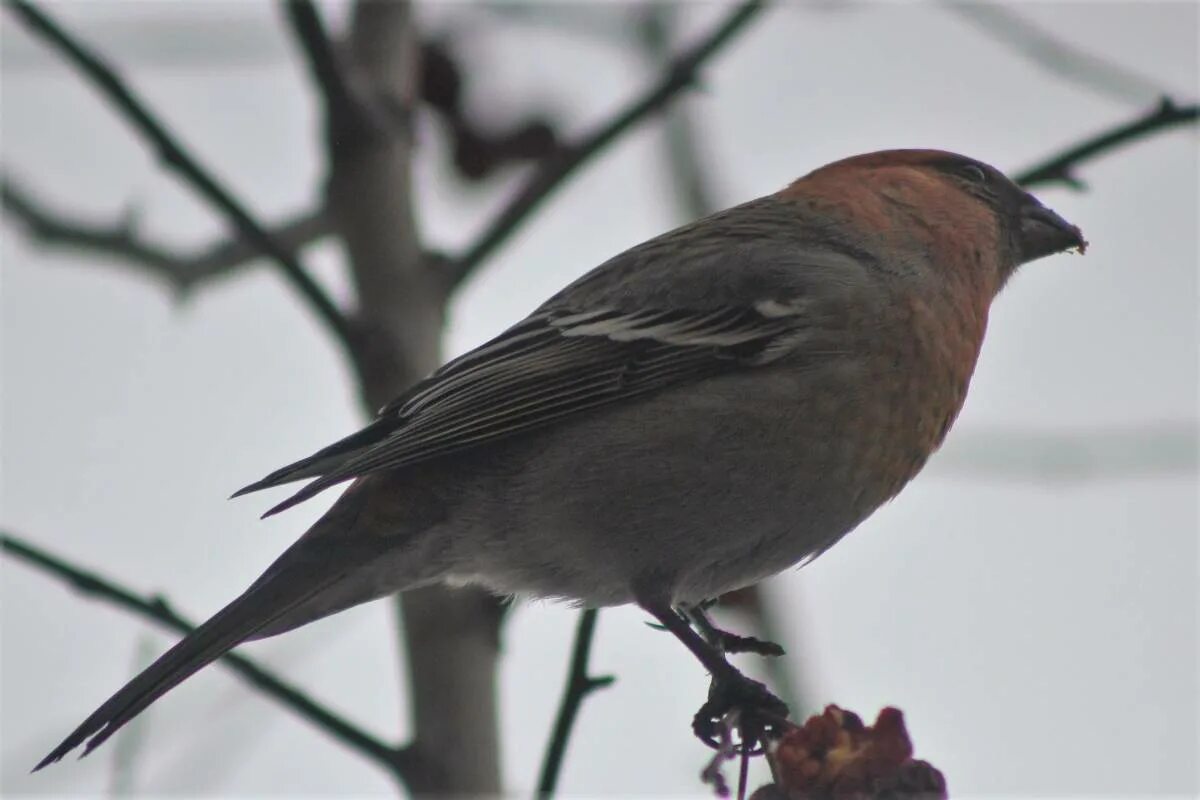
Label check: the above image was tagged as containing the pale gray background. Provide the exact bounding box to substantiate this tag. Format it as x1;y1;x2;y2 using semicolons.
1;1;1197;797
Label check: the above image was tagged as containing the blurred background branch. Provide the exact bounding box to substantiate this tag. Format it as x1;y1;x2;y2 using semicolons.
1;1;1195;796
284;0;377;148
0;533;409;781
448;0;767;287
106;635;156;797
942;2;1168;107
932;422;1198;482
4;0;355;355
1015;97;1199;189
0;175;329;297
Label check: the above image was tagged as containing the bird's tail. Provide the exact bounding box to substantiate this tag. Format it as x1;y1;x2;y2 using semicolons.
33;557;347;771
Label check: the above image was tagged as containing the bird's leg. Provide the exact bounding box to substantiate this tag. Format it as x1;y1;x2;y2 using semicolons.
684;604;785;658
637;595;789;751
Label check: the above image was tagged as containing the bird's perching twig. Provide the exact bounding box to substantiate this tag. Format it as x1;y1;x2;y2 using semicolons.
536;609;615;798
4;0;356;355
0;533;412;783
1;174;330;296
1015;97;1199;190
449;0;767;287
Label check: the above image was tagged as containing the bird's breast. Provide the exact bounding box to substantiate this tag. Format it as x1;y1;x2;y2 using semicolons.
834;281;988;506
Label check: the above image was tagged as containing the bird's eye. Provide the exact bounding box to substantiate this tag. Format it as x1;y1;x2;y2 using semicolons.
959;163;988;184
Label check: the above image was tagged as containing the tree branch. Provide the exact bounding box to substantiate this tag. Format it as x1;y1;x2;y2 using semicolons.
1015;97;1199;190
634;5;721;222
536;609;614;798
5;0;356;355
942;2;1167;107
283;1;354;114
286;3;561;183
289;1;508;793
0;533;405;780
1;173;329;296
448;0;767;287
282;0;386;153
931;421;1199;482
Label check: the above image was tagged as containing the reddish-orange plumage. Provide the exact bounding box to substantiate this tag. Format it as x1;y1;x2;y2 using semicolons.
37;150;1086;770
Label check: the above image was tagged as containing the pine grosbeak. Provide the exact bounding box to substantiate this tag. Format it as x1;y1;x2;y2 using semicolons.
39;149;1086;766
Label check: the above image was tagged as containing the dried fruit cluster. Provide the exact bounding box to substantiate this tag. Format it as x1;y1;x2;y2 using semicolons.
755;705;947;799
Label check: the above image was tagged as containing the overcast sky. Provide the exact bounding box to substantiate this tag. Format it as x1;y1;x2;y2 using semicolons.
2;2;1197;797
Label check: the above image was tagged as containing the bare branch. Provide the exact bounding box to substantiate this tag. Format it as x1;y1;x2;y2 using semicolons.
5;0;356;355
106;635;155;796
931;421;1199;482
943;3;1167;107
292;1;507;793
536;609;614;798
285;4;561;182
282;0;387;152
634;5;721;222
448;0;767;287
1015;97;1199;190
1;174;329;296
0;533;403;779
283;1;353;113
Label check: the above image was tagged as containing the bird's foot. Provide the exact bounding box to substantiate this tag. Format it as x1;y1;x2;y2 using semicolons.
711;630;785;657
692;667;789;753
687;607;785;657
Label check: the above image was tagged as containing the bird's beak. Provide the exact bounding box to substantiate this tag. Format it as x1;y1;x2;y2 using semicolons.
1018;198;1087;263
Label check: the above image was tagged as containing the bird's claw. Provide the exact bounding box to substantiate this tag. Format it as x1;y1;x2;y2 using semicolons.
692;669;789;753
685;607;785;657
712;631;785;657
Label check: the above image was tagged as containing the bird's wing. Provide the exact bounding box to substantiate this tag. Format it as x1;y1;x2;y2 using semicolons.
236;301;817;517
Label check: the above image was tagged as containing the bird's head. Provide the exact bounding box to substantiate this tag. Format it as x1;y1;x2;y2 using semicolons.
786;149;1087;293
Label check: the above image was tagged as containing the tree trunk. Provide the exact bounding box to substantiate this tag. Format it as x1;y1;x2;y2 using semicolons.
324;2;503;793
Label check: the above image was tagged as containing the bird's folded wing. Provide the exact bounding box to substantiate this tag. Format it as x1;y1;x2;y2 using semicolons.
238;302;812;517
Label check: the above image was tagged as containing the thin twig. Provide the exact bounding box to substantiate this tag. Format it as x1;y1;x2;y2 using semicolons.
737;743;751;800
634;5;721;222
449;0;767;287
931;421;1199;482
536;609;615;798
107;635;156;797
283;1;355;114
282;0;384;150
301;2;504;793
943;3;1167;107
0;533;406;782
5;0;356;354
699;712;739;798
1;174;329;296
1015;97;1199;190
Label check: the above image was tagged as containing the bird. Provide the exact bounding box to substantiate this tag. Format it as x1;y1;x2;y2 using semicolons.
36;149;1085;768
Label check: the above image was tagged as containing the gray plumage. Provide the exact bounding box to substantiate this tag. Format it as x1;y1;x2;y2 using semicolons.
37;150;1087;769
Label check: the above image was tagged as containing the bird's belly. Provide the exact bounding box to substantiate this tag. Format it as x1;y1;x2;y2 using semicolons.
446;355;966;607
